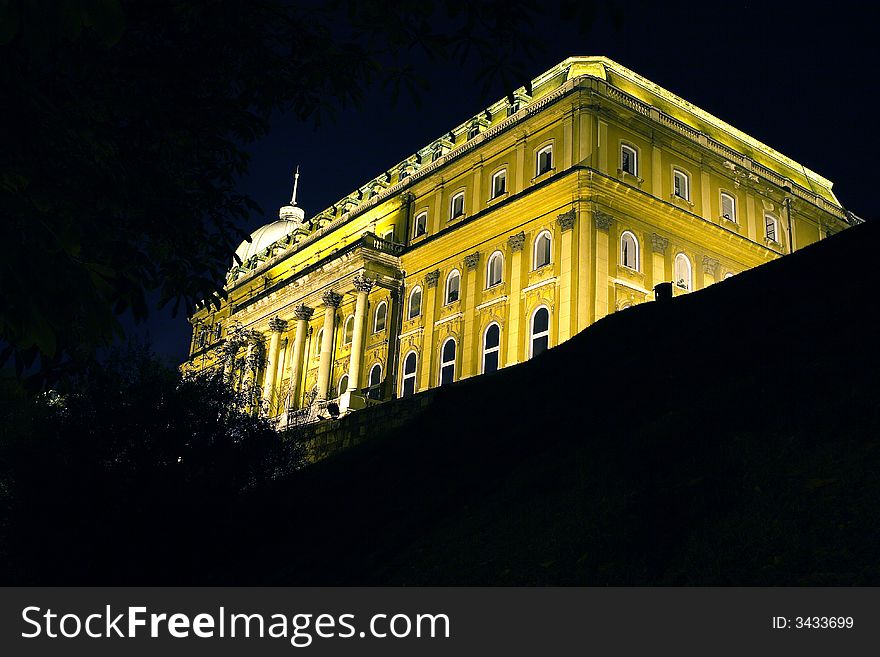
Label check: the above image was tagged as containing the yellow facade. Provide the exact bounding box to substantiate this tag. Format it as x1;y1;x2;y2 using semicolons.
183;56;857;424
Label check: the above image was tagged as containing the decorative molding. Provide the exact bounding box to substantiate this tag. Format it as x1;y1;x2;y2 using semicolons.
507;231;526;252
556;208;576;231
594;211;613;230
464;252;481;270
321;290;342;308
651;233;669;254
425;270;441;288
352;274;374;294
294;304;314;321
702;256;720;276
268;317;287;333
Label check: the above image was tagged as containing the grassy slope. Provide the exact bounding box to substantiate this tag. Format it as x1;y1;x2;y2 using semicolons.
228;221;880;585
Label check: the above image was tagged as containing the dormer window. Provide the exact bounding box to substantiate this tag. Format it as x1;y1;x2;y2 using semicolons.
450;192;465;220
468;125;480;140
620;144;638;176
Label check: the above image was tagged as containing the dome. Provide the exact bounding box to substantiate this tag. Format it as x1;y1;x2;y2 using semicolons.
233;218;299;266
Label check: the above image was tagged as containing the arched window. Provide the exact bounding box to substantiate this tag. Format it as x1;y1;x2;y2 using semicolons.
373;300;387;333
445;269;461;304
491;169;507;198
439;338;456;386
723;272;735;280
337;374;349;397
401;351;418;397
413;211;428;238
620;230;639;270
367;363;382;400
536;144;553;176
343;315;354;345
674;253;692;290
720;192;737;222
450;191;465;220
482;323;501;374
620;143;638;176
408;286;422;319
530;307;550;358
486;251;503;287
764;213;779;242
533;230;552;269
314;328;324;356
673;169;690;201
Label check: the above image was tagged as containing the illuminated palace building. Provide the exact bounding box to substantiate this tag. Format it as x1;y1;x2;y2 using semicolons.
184;56;858;424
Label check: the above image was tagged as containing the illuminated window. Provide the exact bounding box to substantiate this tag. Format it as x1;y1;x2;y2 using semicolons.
486;251;503;287
491;169;507;198
674;253;692;290
413;211;428;238
482;323;501;374
445;269;460;304
721;192;737;222
314;328;324;355
673;169;690;200
450;192;465;220
621;144;638;176
337;374;349;397
765;213;779;242
533;230;552;269
530;307;550;358
401;351;418;397
536;145;553;176
373;301;387;333
439;338;456;386
408;286;422;319
620;231;639;270
382;227;394;242
343;315;354;345
367;364;382;400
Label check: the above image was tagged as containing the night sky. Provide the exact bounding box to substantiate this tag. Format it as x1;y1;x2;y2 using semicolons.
138;2;878;364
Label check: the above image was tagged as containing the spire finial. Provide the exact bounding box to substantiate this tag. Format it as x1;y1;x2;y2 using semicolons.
291;165;300;206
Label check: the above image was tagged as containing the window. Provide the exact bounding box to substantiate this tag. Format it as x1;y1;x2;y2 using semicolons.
621;144;638;176
337;374;349;397
533;230;552;269
724;272;735;280
439;338;456;386
486;251;503;287
367;364;382;400
213;323;222;340
721;192;737;222
382;227;394;242
343;315;354;345
482;323;501;374
536;145;553;176
401;351;418;397
765;213;778;242
197;329;207;348
413;211;428;238
674;253;692;290
373;301;387;333
673;169;690;201
450;192;465;220
314;328;324;355
530;307;550;358
491;169;507;198
445;269;461;304
408;286;422;319
620;230;639;270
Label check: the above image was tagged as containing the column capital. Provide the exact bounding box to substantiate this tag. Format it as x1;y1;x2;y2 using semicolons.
425;270;441;288
594;211;613;231
321;290;342;308
294;304;314;321
651;233;669;254
353;274;375;294
702;255;720;275
507;231;526;252
556;208;576;231
268;317;287;333
464;252;481;271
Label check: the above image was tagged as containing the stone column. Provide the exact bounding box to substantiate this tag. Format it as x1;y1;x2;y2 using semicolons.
316;290;341;400
505;231;526;366
651;233;669;289
594;212;612;320
261;317;286;414
346;275;373;392
286;304;313;410
702;256;720;287
461;251;481;378
419;270;440;390
556;209;576;342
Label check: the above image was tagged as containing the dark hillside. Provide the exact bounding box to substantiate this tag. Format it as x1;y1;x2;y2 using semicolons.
231;221;880;585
